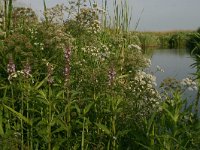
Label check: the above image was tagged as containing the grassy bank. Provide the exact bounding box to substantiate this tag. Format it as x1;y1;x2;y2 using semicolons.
133;30;195;50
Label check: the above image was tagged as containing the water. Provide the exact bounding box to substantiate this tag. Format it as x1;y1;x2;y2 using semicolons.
148;49;196;84
147;49;197;103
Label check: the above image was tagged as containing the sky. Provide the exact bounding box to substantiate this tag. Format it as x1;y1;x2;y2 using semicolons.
13;0;200;31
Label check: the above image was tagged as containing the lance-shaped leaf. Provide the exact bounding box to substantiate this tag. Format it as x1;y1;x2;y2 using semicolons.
3;104;32;125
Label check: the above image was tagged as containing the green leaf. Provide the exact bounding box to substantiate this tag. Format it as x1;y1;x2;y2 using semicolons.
0;124;4;136
135;141;151;150
34;77;47;90
147;111;156;136
0;106;4;135
37;90;49;105
83;102;94;115
56;90;64;98
163;103;179;123
3;104;32;125
38;90;47;99
52;139;66;150
95;123;111;135
116;74;128;80
74;104;81;115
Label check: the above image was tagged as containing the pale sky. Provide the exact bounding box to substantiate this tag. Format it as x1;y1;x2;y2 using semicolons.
14;0;200;31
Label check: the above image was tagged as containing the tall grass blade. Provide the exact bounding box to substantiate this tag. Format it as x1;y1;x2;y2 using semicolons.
135;8;144;30
7;0;12;32
43;0;48;23
3;104;32;125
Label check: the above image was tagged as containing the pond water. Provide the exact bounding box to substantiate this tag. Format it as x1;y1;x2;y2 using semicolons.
147;49;197;103
148;49;196;84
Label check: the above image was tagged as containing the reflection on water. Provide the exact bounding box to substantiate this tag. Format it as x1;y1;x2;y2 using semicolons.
147;49;196;85
147;49;197;104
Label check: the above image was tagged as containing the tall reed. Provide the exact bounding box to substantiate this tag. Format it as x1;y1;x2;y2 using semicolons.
2;0;13;36
113;0;131;32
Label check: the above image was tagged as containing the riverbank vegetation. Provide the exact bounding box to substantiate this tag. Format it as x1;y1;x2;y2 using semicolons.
0;0;200;149
133;30;195;50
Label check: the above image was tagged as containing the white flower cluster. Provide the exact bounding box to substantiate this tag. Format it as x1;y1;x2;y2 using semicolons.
134;70;157;87
88;19;101;34
8;70;33;82
180;77;198;91
128;44;142;51
81;43;110;61
126;70;161;114
28;28;38;40
44;4;65;23
156;65;164;72
144;58;152;68
34;42;44;50
27;28;44;51
76;7;102;34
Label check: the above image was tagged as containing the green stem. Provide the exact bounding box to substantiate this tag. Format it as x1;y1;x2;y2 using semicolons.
48;86;52;150
4;0;7;32
67;88;71;138
7;0;12;33
111;100;116;149
195;88;200;117
81;117;85;150
48;103;52;150
21;93;24;150
26;92;30;149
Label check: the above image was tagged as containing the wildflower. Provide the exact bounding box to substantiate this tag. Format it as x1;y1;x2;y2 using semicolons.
180;77;198;91
7;56;16;75
193;86;198;91
64;47;71;84
188;87;193;91
7;56;16;81
47;62;54;85
145;58;151;67
108;65;116;86
155;101;160;105
128;44;142;51
156;65;164;72
23;61;31;78
64;47;71;62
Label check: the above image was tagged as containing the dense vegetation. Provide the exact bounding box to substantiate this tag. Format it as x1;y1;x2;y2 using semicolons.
133;31;195;50
0;0;200;149
186;28;200;54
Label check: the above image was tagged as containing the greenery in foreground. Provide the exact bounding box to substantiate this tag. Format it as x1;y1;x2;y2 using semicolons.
0;0;200;149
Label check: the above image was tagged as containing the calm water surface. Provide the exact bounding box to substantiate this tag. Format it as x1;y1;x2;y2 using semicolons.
148;49;197;102
148;49;196;84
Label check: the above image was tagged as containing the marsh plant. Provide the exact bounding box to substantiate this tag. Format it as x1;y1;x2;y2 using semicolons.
0;0;199;149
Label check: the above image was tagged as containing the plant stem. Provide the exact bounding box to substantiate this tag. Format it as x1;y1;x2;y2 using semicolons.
195;88;200;117
48;86;52;150
21;93;24;150
26;87;30;150
7;0;12;33
81;116;85;150
4;0;7;32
